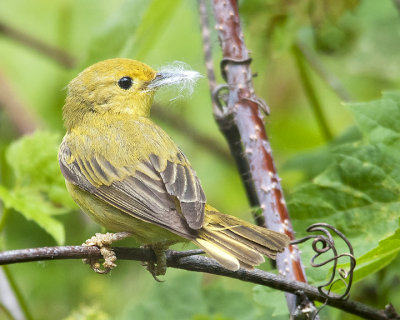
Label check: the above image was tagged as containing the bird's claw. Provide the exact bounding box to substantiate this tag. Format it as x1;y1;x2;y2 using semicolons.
142;261;164;282
141;242;171;280
82;232;132;274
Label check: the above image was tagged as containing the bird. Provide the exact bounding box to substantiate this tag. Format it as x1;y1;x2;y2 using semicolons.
58;58;290;277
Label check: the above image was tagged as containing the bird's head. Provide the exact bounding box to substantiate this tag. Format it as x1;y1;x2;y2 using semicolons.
63;58;200;129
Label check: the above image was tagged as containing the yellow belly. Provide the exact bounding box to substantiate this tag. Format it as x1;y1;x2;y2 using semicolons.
66;182;186;245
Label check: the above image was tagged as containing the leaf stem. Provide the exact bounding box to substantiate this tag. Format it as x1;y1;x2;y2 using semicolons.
0;207;10;234
295;41;352;102
2;266;34;320
292;43;334;141
0;302;16;320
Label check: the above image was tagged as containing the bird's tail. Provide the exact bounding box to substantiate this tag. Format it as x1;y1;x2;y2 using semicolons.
194;205;290;271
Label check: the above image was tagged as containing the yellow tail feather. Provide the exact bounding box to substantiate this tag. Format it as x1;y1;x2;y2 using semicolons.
194;238;241;271
195;206;290;271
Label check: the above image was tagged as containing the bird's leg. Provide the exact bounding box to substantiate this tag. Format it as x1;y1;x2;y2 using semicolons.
82;232;132;274
142;241;175;281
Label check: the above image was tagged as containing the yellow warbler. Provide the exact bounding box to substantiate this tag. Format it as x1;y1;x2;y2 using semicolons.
59;58;289;275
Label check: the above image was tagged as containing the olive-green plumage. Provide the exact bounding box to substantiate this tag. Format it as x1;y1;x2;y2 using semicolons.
59;58;289;271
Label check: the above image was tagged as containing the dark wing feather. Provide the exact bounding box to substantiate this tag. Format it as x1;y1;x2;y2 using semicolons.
95;177;197;239
150;153;206;229
59;141;203;238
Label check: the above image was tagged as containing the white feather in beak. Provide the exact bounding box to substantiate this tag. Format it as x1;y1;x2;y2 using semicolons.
147;62;202;98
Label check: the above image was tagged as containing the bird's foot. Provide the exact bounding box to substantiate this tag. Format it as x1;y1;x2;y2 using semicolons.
82;232;132;274
142;242;174;281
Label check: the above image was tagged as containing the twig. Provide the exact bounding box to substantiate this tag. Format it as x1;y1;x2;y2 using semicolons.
0;246;397;320
292;44;333;141
205;0;315;316
0;20;75;69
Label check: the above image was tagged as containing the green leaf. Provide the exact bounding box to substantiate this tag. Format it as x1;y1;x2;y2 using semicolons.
310;0;360;54
289;92;400;286
122;273;268;320
0;186;65;245
0;131;80;244
349;91;400;146
356;230;400;274
202;284;265;320
309;0;360;25
63;304;110;320
5;131;76;209
7;131;60;186
122;273;206;320
282;126;362;181
331;216;400;293
252;286;288;318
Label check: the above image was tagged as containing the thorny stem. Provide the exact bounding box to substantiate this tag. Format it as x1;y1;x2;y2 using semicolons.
0;246;398;320
292;44;333;142
205;0;315;317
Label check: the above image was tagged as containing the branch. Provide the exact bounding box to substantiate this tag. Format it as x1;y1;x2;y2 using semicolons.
0;20;76;69
0;246;397;320
204;0;314;316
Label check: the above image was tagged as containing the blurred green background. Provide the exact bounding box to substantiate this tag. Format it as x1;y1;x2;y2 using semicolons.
1;0;400;319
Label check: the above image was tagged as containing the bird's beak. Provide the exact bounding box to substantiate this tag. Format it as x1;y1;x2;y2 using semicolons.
146;72;170;90
145;67;202;91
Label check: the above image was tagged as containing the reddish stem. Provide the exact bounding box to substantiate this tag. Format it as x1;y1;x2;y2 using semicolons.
208;0;315;316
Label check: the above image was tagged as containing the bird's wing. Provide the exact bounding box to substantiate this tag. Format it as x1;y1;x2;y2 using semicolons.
59;140;205;239
149;151;205;229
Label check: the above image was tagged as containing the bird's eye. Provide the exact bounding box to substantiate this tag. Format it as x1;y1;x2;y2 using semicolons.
118;76;133;90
